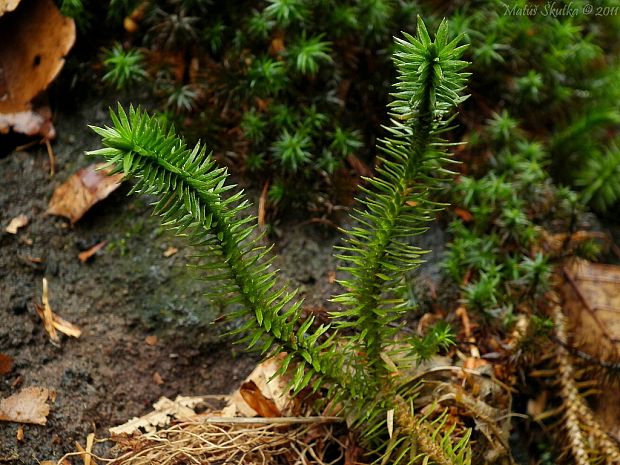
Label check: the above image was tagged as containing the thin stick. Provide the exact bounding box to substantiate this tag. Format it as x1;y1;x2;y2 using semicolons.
45;139;56;176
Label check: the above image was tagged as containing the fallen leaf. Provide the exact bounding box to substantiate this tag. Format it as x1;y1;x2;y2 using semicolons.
239;380;281;418
16;425;24;441
144;335;158;346
25;255;43;264
162;246;178;257
225;356;290;418
78;241;107;262
47;164;123;224
0;0;75;138
561;259;620;440
0;353;13;375
5;214;28;234
562;259;620;358
152;372;164;385
0;387;50;425
455;207;474;222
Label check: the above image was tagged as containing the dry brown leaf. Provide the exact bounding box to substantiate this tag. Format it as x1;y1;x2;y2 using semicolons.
78;240;107;262
455;207;474;222
239;380;281;418
5;214;28;234
562;259;620;358
162;246;178;257
561;259;620;441
0;0;75;138
144;335;158;346
0;353;13;375
0;387;50;425
16;425;24;441
47;164;123;223
224;356;290;418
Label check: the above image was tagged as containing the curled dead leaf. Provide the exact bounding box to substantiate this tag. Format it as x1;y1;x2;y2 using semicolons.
224;356;290;417
0;386;50;425
239;380;281;418
47;164;123;224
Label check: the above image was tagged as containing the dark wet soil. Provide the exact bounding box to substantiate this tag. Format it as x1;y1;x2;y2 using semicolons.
0;98;347;463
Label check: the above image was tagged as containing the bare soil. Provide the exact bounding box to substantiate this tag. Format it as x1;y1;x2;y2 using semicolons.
0;97;344;463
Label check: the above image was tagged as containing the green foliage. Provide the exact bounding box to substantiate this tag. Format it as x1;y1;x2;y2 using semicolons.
332;17;469;381
89;21;472;465
102;43;148;90
60;0;91;30
264;0;308;27
270;129;312;172
575;140;620;212
247;56;288;94
165;84;198;113
288;33;332;75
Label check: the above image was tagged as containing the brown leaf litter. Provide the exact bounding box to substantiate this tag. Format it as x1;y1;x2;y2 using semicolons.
561;259;620;442
0;386;51;425
47;164;123;224
0;0;75;138
96;357;344;465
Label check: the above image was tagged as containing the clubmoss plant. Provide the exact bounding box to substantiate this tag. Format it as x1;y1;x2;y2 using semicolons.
89;18;471;465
